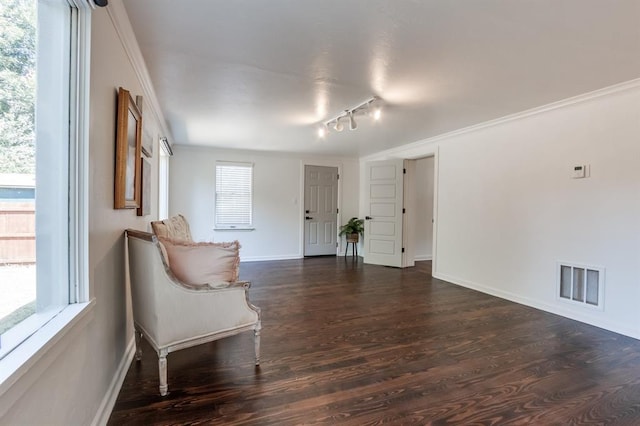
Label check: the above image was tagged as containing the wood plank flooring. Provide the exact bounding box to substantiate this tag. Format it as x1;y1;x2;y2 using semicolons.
108;258;640;425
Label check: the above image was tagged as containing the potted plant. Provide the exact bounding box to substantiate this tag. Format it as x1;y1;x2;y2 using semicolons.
339;217;364;243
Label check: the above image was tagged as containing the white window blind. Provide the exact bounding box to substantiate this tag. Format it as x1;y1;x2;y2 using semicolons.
215;162;253;228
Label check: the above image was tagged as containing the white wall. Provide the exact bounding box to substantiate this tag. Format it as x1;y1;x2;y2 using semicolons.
170;146;360;260
362;81;640;339
0;5;164;424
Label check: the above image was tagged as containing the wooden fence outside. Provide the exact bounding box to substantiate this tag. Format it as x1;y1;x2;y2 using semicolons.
0;201;36;264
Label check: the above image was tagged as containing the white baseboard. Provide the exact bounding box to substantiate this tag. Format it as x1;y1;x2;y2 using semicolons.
414;255;432;261
433;272;640;340
242;253;363;262
241;254;302;262
91;337;136;426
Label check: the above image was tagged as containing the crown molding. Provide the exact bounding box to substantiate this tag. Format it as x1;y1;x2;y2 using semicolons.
362;78;640;162
105;0;174;146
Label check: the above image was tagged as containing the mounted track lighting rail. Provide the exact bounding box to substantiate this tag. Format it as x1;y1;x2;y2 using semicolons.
317;96;382;138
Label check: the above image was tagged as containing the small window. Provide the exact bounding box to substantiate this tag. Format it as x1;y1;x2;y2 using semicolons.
215;162;253;229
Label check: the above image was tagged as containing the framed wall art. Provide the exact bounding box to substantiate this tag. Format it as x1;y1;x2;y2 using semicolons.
114;87;142;209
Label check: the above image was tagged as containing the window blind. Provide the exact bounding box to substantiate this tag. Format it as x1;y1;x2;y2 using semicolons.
215;162;253;227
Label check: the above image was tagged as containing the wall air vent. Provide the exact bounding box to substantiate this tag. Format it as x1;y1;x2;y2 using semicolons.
557;262;604;310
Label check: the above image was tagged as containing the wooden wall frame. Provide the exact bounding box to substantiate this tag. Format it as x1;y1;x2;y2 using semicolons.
115;87;143;209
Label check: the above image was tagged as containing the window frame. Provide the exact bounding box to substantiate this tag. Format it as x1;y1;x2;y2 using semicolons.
0;0;92;393
158;138;170;220
214;161;254;230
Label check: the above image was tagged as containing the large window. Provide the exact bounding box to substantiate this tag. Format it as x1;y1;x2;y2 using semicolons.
0;0;38;344
0;0;89;364
215;162;253;229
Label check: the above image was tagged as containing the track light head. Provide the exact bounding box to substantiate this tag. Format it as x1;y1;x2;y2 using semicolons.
349;111;357;130
334;117;344;132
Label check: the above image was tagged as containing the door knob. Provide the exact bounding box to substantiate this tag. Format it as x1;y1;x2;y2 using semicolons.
365;216;373;220
305;216;313;220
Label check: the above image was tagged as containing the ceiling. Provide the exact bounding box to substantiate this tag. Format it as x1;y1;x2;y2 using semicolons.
122;0;640;158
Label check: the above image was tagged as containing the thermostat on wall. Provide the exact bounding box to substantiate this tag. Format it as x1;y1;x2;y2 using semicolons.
572;165;586;179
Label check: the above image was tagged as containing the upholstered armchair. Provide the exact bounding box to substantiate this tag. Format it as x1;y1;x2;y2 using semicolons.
125;221;261;396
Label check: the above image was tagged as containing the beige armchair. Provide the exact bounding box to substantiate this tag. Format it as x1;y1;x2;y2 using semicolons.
125;226;261;396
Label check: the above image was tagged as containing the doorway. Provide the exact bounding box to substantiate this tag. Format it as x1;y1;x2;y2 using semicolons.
303;165;338;256
403;156;435;267
363;155;436;268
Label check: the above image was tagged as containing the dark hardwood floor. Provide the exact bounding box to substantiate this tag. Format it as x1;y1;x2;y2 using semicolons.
108;258;640;425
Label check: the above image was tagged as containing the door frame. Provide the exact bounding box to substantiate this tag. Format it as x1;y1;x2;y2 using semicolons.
299;160;343;257
402;147;439;273
402;153;438;269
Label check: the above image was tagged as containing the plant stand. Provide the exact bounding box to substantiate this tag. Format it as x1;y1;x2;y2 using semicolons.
345;234;359;258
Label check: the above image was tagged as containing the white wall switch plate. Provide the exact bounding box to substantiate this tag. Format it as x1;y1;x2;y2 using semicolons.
572;165;586;179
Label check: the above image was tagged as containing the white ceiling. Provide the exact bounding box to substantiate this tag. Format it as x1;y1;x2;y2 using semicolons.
122;0;640;158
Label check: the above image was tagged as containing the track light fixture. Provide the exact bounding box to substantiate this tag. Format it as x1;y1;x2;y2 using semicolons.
317;96;382;138
349;111;357;130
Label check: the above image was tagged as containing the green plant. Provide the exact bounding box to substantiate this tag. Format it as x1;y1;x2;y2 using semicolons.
339;217;364;237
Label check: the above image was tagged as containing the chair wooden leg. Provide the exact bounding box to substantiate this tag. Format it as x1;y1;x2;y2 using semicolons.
134;329;143;361
254;326;261;366
158;348;169;396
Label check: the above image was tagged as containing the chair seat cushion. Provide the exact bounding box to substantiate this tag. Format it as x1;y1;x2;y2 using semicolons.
160;239;241;285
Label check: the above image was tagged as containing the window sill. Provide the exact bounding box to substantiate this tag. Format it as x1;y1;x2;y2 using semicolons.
0;299;96;400
214;227;255;231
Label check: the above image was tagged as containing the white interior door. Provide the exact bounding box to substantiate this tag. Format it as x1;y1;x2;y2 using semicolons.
304;165;338;256
364;159;404;267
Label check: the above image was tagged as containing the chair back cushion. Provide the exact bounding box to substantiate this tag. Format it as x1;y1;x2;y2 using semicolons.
151;214;193;242
160;239;241;285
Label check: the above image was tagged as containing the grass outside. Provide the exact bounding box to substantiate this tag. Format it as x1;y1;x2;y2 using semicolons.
0;264;36;334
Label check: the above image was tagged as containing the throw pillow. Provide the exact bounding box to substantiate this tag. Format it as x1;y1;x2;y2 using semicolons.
159;239;241;285
151;214;193;242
